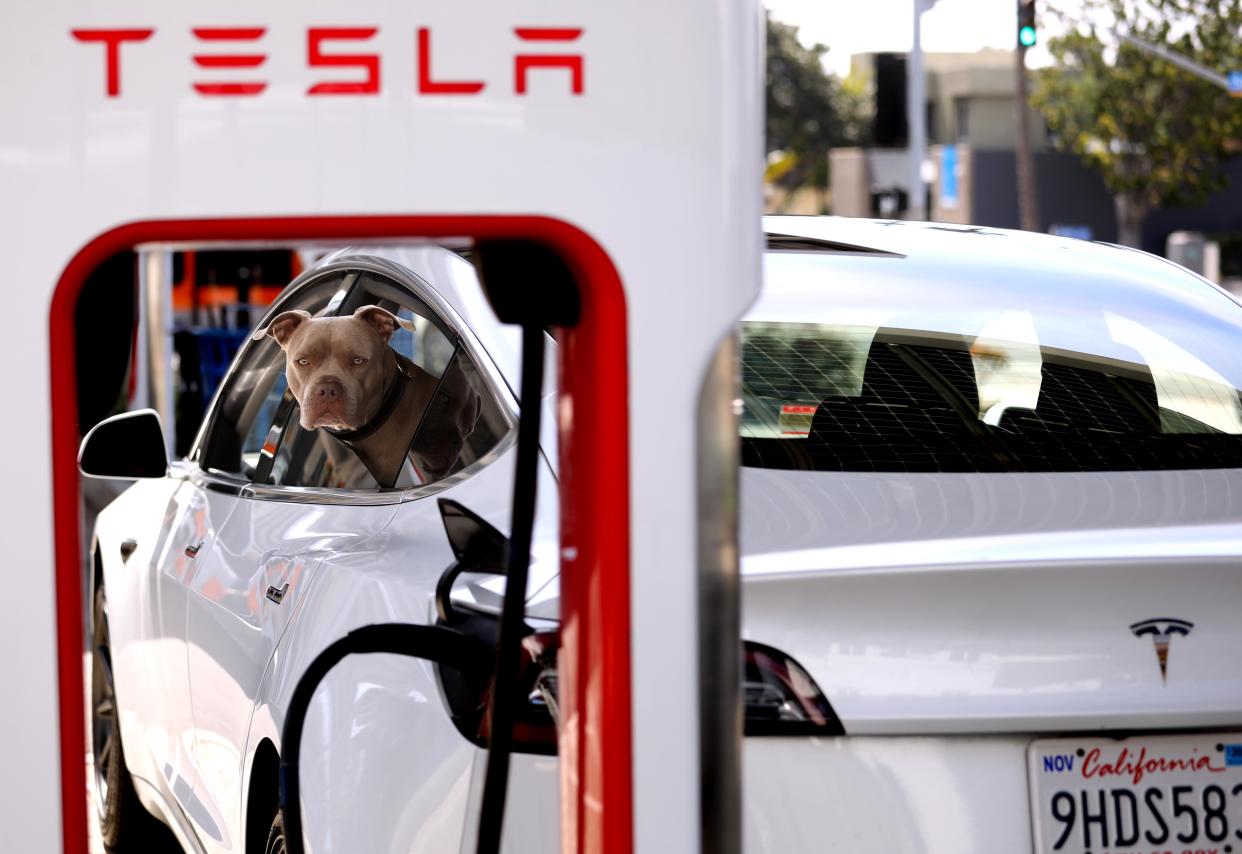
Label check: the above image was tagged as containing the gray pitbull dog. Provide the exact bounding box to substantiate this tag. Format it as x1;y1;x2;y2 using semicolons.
253;305;481;487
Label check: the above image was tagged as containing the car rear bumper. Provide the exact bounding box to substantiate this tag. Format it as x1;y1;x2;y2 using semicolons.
744;735;1031;853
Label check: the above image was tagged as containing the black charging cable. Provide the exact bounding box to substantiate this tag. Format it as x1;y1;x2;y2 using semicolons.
279;624;492;854
472;321;544;854
469;239;578;854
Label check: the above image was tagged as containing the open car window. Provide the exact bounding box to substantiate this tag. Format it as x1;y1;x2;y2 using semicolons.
198;261;512;493
197;271;354;480
264;343;509;490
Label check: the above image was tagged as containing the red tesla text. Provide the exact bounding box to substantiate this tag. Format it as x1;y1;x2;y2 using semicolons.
70;26;586;98
308;28;379;95
417;28;484;95
191;28;268;96
514;28;583;94
70;29;154;97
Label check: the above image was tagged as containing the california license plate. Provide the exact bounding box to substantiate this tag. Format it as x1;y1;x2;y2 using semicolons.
1029;734;1242;854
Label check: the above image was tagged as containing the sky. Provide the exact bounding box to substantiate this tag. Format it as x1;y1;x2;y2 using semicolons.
763;0;1062;76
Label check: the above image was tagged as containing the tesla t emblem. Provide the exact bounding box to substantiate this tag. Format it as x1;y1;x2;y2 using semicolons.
1130;618;1194;682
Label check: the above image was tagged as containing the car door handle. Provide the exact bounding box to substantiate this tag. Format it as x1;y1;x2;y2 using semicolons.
266;583;290;604
120;539;138;562
184;542;203;558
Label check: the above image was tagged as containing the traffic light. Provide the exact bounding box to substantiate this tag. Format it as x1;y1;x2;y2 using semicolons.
1017;0;1037;48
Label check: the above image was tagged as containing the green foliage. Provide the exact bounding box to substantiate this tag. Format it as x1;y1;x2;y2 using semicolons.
766;14;869;192
1033;0;1242;241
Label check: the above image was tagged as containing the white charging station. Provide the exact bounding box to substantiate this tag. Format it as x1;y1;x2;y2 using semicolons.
1;2;762;852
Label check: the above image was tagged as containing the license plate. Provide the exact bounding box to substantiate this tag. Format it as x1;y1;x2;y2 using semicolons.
1029;734;1242;854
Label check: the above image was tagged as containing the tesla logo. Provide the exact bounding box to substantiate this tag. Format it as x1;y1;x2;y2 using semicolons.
70;26;584;98
1130;617;1193;682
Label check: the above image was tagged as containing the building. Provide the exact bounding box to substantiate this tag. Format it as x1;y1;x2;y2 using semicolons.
829;49;1242;261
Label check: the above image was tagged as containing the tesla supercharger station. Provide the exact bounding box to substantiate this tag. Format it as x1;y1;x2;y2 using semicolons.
1;2;761;853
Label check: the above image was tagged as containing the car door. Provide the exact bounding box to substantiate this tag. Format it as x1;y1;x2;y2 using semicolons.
163;272;348;849
183;479;402;851
146;476;239;842
162;401;291;848
181;259;516;851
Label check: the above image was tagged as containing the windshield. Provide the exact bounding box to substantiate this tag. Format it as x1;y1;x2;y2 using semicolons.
741;250;1242;473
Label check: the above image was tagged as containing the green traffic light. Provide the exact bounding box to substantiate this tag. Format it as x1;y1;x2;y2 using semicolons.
1019;25;1037;47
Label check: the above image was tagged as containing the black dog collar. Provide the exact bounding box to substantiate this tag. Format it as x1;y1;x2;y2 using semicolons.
325;353;410;444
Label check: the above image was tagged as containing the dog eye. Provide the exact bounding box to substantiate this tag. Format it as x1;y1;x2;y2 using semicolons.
352;357;366;365
297;358;310;366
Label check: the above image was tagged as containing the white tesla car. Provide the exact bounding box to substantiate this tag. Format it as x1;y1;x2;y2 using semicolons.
84;218;1242;854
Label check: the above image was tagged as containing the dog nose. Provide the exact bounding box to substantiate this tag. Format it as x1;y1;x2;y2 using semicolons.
314;379;344;400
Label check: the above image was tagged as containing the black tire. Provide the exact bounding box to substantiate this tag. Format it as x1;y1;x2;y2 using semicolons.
265;810;288;854
91;585;169;852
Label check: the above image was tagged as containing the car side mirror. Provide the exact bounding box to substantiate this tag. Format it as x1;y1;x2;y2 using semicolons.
78;409;169;480
438;499;509;571
435;499;510;623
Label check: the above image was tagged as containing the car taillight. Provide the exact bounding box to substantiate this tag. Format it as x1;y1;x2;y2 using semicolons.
741;641;843;735
436;627;841;753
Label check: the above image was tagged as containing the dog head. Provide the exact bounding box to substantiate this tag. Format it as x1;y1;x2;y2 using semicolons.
253;305;408;431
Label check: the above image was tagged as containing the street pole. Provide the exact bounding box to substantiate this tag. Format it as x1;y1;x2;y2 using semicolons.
1015;37;1040;231
1048;1;1236;91
1116;30;1233;90
907;0;927;220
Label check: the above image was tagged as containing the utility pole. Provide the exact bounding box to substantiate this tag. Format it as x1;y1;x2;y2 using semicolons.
1015;0;1040;232
906;0;932;221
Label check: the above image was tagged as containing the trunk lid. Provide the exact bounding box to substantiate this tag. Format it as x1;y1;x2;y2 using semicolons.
740;467;1242;734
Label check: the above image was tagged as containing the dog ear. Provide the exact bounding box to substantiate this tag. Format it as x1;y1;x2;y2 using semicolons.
353;305;413;343
252;310;311;347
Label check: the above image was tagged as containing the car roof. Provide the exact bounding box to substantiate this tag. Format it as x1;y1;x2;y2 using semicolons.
757;215;1242;320
303;219;1242;344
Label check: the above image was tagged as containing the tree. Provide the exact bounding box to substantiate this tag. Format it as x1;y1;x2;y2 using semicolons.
1033;0;1242;247
766;14;869;205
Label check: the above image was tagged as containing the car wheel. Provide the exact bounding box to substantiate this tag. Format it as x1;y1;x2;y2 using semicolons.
265;811;287;854
91;584;163;852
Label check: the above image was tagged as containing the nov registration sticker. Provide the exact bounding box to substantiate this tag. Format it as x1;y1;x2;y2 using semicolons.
1029;734;1242;854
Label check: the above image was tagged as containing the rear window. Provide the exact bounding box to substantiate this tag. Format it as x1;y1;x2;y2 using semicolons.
741;252;1242;473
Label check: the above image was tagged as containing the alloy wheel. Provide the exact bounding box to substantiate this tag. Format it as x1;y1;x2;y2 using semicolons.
91;591;118;818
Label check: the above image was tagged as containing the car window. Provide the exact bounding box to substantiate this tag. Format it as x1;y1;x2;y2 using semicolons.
741;252;1242;473
237;264;511;492
197;272;355;479
341;271;459;379
266;344;509;490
